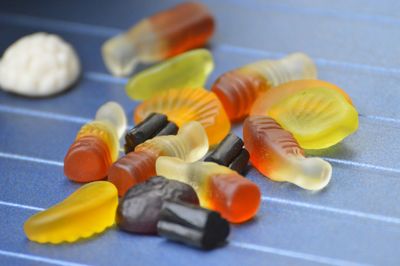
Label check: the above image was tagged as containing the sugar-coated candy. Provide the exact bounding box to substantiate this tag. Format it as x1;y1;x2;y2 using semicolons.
0;32;80;97
158;201;230;250
117;176;199;234
204;133;249;174
109;121;209;196
125;49;214;100
24;181;118;244
102;2;214;76
134;88;230;146
64;102;126;182
251;82;358;149
211;53;317;121
243;116;332;190
156;156;261;223
124;113;178;154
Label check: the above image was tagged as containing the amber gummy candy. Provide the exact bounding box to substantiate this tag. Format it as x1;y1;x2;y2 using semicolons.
211;53;317;121
243;116;332;190
135;88;230;146
156;156;261;223
64;102;126;182
109;121;209;196
102;2;215;76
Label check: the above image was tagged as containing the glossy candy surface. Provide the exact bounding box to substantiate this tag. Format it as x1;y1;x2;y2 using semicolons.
204;133;249;174
158;201;230;250
243;116;332;190
135;88;230;146
64;102;126;182
126;49;214;100
102;2;214;76
211;53;317;121
251;83;358;149
109;121;209;196
117;176;199;234
124;113;178;154
24;181;118;244
156;156;261;223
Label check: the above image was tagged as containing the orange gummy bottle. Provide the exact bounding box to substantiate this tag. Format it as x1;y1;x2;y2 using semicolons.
211;53;317;121
64;102;126;182
102;2;215;76
243;116;332;190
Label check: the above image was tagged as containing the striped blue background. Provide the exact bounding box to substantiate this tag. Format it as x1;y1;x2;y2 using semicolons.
0;1;399;265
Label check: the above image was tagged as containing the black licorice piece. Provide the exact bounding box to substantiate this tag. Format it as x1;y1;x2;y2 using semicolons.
204;133;249;173
228;148;250;174
156;122;179;137
116;176;199;234
124;113;169;153
157;201;230;250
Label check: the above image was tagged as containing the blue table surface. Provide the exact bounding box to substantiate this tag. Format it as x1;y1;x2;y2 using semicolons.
0;0;399;265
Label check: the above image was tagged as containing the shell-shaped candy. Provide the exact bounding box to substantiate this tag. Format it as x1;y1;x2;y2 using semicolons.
251;82;358;149
126;49;214;100
24;181;118;244
134;88;230;146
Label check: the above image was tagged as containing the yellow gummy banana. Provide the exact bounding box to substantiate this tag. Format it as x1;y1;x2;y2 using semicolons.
24;181;118;244
268;87;359;149
125;49;214;100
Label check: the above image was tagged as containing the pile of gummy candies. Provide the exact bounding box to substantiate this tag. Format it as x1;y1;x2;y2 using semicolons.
0;2;359;250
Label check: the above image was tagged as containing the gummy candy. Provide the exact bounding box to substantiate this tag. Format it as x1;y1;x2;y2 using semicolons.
125;49;214;100
204;133;249;174
64;102;127;182
135;88;230;146
158;201;230;250
251;79;353;115
211;53;317;121
243;116;332;190
24;181;118;244
109;121;209;196
251;84;358;149
117;176;199;234
156;156;261;223
124;113;178;154
102;2;214;76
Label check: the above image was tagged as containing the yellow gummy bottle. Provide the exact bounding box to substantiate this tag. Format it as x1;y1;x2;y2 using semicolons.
267;87;358;149
24;181;118;244
126;49;214;100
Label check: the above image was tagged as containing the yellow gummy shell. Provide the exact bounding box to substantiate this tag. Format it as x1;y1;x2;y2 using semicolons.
267;87;359;149
126;49;214;100
24;181;118;244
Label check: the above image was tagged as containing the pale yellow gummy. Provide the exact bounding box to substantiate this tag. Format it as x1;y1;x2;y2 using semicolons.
156;156;233;207
136;121;209;162
126;49;214;100
268;87;359;149
95;101;127;138
24;181;118;244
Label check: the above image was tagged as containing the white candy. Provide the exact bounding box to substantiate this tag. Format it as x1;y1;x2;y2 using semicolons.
0;32;81;97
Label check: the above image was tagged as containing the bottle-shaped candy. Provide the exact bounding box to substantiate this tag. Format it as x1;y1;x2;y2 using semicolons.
102;2;215;76
108;121;209;196
134;88;230;146
156;156;261;223
125;49;214;100
243;116;332;190
211;53;317;121
250;80;358;149
24;181;118;244
64;102;127;182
